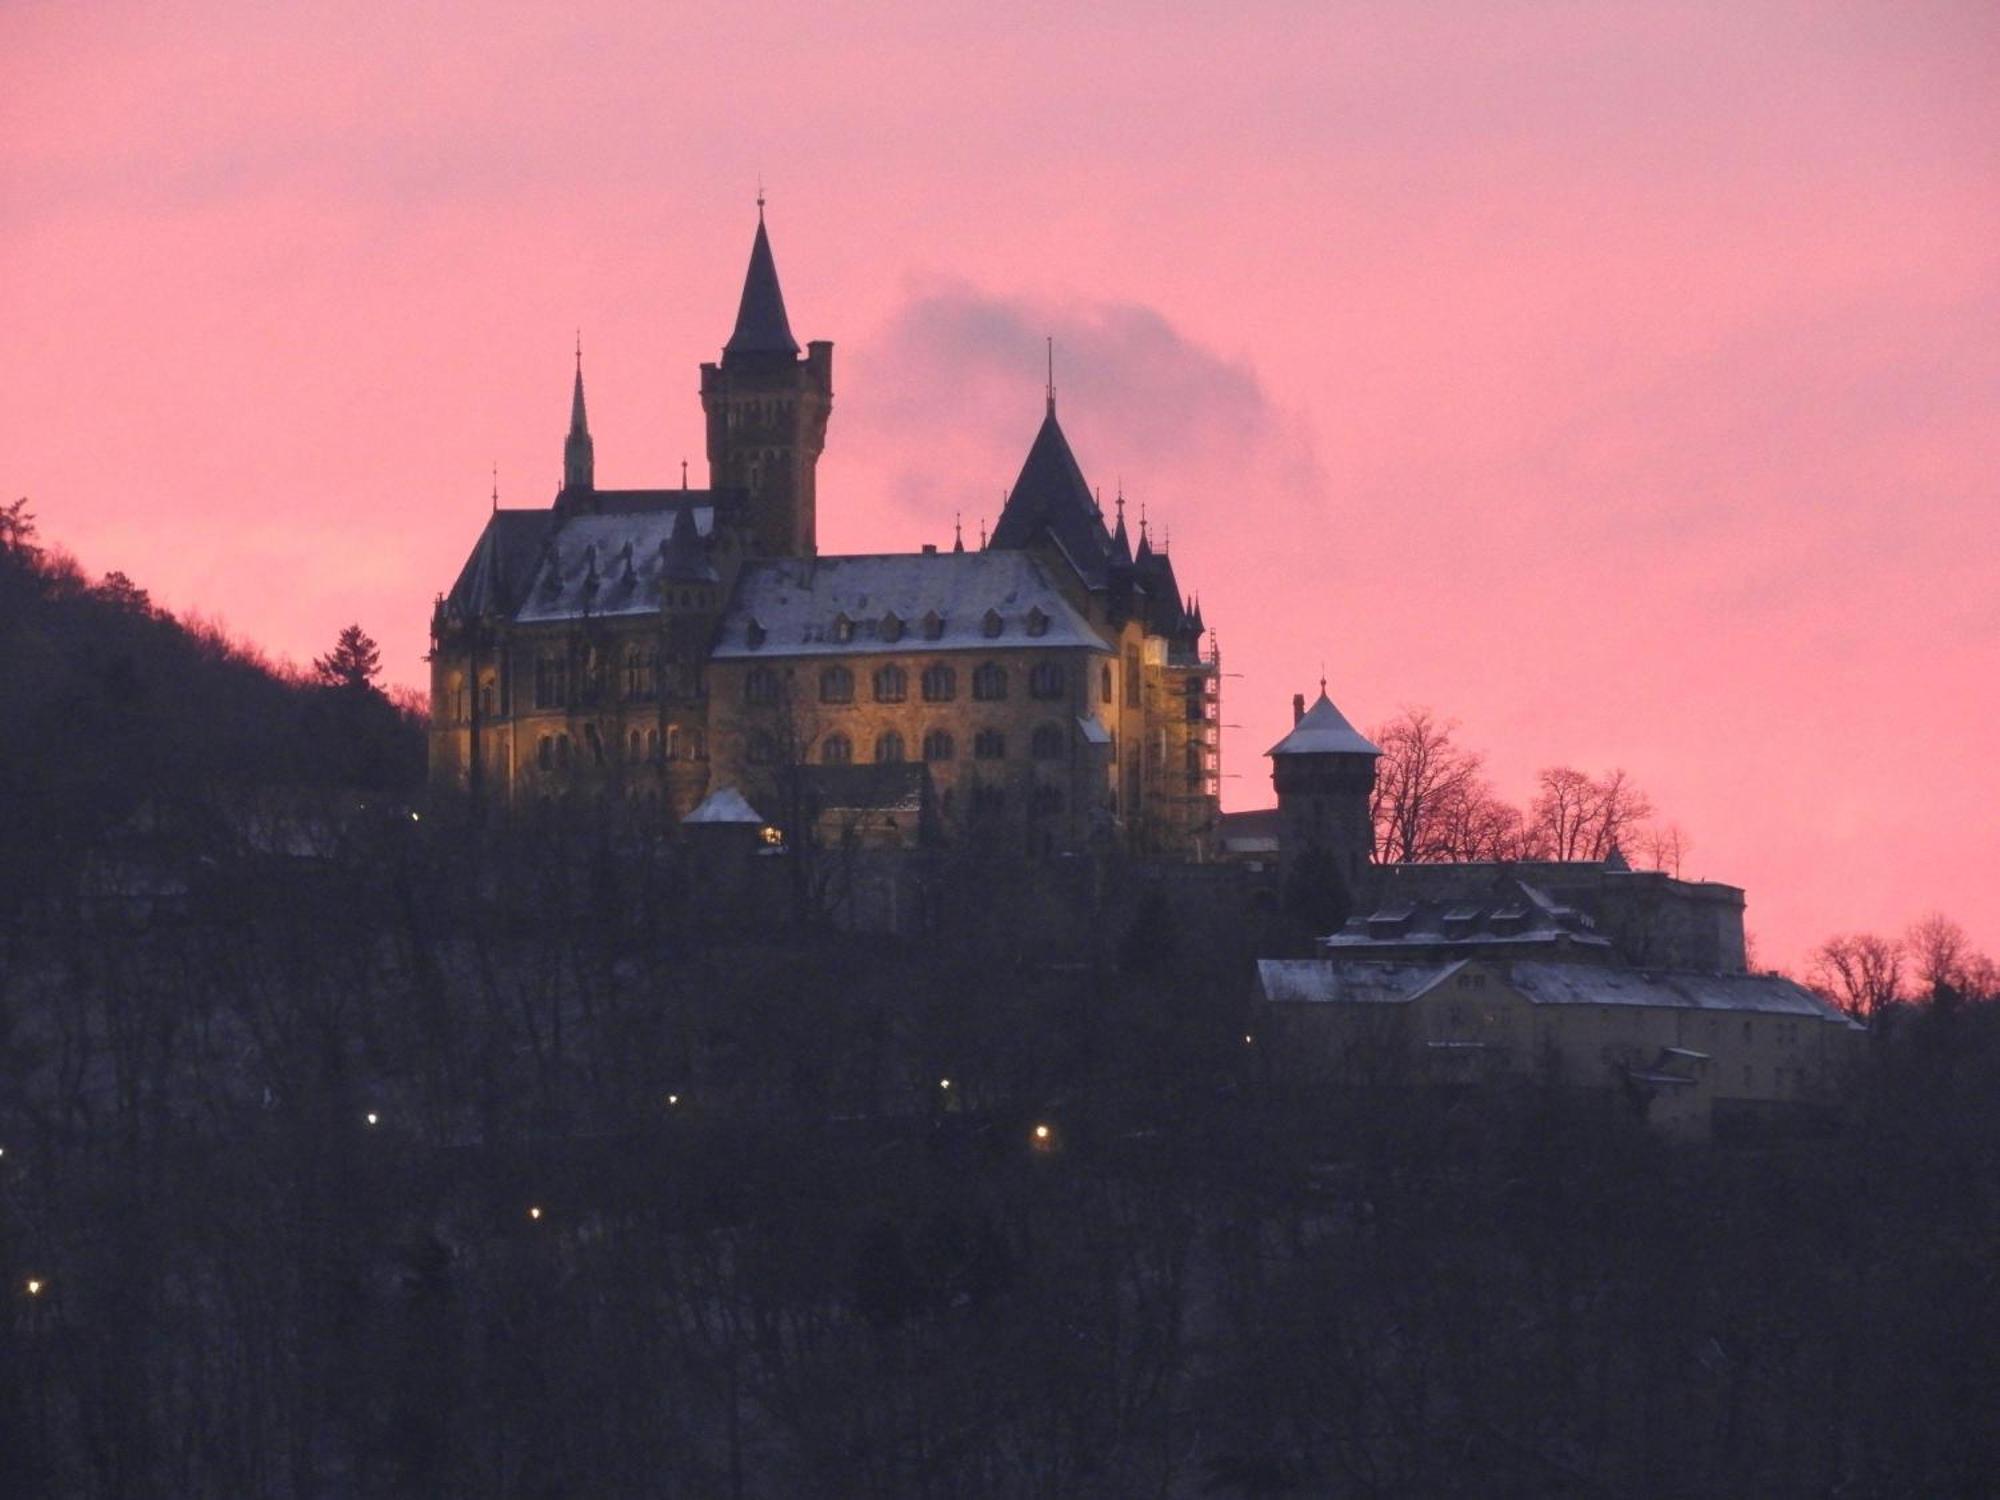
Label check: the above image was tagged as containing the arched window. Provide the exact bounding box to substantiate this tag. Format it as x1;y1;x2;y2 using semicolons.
872;664;907;702
649;727;663;763
625;649;654;701
1030;662;1066;700
921;663;957;702
1032;784;1064;817
663;725;678;761
922;729;955;762
744;667;779;705
479;680;495;717
972;662;1008;701
1101;663;1113;704
538;735;554;770
819;665;854;703
585;723;606;767
974;729;1006;760
982;609;1004;638
689;728;706;761
555;733;572;767
628;728;643;761
746;730;776;766
1031;723;1064;760
823;733;853;764
874;730;906;764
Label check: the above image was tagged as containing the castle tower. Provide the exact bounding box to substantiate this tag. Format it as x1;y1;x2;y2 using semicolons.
699;207;833;558
562;344;594;497
1268;685;1381;910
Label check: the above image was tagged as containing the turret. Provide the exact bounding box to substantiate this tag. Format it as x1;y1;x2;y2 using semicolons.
698;203;833;558
1268;684;1381;913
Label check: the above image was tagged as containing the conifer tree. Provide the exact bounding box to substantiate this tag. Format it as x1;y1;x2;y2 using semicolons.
314;623;383;692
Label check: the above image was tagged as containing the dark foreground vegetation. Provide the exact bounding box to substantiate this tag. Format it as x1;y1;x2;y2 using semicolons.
4;510;1997;1497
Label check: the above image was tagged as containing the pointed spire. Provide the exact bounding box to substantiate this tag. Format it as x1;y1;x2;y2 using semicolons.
1110;487;1132;565
563;342;594;493
953;512;965;553
724;208;800;357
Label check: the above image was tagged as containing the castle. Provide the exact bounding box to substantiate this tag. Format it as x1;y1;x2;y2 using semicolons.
429;210;1221;856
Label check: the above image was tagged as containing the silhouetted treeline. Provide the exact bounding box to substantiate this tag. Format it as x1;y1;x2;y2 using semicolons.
2;801;1996;1498
0;502;422;921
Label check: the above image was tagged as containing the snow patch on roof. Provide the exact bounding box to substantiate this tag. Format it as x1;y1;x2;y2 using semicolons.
713;552;1107;659
1267;691;1381;758
684;787;765;825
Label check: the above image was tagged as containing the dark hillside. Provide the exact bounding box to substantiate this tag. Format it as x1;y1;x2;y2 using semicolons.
0;501;423;916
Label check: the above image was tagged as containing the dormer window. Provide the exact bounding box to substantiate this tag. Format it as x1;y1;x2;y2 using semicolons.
745;618;766;650
982;609;1004;638
1026;606;1049;638
832;612;855;643
881;610;904;643
922;611;945;641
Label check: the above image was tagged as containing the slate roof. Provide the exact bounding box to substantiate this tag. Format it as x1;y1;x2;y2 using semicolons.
724;216;799;357
988;410;1118;589
1259;959;1454;1007
711;551;1108;659
443;509;554;620
1267;691;1382;758
1258;956;1856;1024
1324;878;1611;955
798;763;929;816
684;787;765;824
513;506;721;624
1504;963;1857;1022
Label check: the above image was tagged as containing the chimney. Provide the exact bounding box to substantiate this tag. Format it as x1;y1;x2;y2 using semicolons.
921;543;938;555
1292;692;1305;724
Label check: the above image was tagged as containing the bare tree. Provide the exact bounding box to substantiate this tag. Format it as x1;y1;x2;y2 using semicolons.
1368;709;1491;863
1523;766;1654;862
1639;822;1691;878
1903;913;1972;1003
1808;933;1905;1022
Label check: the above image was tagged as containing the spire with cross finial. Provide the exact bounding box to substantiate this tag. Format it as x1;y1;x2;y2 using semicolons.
953;512;964;553
563;339;594;494
1045;336;1055;416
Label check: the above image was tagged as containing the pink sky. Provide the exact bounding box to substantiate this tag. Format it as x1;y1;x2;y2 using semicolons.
5;1;1996;971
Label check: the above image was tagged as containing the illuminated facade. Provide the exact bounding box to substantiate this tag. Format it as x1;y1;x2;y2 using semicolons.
428;212;1221;856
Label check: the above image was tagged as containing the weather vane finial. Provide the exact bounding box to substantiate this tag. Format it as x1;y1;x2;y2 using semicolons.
490;461;498;512
1045;336;1055;415
756;173;765;221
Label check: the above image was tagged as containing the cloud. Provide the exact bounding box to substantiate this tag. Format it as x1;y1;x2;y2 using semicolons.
839;280;1327;553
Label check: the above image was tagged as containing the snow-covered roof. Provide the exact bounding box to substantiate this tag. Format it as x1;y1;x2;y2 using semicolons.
1075;714;1112;745
1258;959;1457;1006
1502;963;1857;1022
1267;691;1381;758
712;551;1107;659
1261;956;1856;1025
683;786;765;825
513;506;720;624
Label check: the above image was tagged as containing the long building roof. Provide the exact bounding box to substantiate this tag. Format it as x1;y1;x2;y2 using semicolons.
711;551;1108;659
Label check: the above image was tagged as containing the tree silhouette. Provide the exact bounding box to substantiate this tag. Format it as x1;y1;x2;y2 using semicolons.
313;624;383;692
